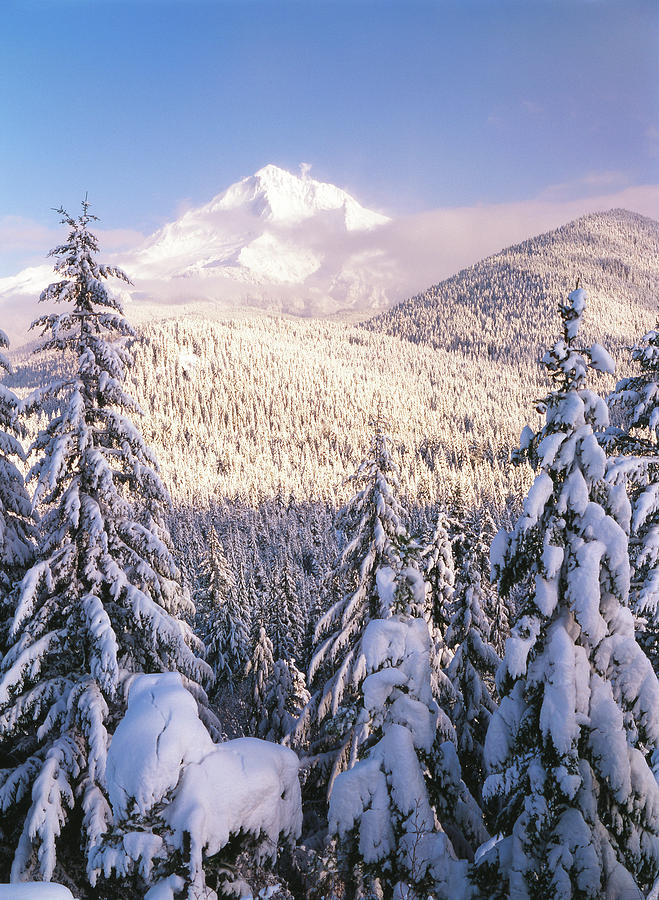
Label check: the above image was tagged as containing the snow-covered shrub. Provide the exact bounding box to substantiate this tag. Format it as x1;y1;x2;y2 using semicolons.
0;886;77;898
91;672;302;899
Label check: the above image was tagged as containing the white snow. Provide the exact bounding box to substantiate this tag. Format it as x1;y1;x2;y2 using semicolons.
589;343;616;375
215;164;390;231
113;163;395;316
99;673;302;895
106;672;214;819
164;736;302;871
0;887;76;899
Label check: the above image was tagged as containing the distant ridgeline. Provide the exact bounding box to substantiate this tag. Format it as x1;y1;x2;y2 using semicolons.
7;209;657;521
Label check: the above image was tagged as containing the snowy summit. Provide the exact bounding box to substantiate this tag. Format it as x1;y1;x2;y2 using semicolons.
214;163;390;231
127;163;392;312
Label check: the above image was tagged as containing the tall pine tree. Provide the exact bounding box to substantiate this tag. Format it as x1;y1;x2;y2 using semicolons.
0;203;215;885
0;328;34;640
445;539;499;805
296;418;408;789
200;525;250;690
606;322;659;672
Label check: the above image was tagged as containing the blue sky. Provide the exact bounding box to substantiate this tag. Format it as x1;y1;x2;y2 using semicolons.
1;0;657;271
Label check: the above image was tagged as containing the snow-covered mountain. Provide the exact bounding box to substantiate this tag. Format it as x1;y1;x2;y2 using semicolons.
7;208;657;510
3;167;657;340
0;165;397;329
126;163;393;313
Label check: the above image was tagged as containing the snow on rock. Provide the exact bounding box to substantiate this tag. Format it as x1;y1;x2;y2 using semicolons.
100;673;302;896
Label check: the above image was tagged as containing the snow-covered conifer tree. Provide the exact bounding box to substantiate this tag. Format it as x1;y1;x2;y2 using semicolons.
479;288;659;898
295;418;408;785
422;513;455;637
270;553;303;662
606;322;659;671
0;203;215;885
201;525;250;690
327;543;473;898
246;624;275;736
0;329;34;634
263;657;310;744
444;541;499;803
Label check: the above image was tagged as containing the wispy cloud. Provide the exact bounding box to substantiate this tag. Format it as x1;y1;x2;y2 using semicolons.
536;170;633;202
0;218;145;277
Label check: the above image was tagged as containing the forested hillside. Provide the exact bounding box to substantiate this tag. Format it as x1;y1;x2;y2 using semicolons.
365;209;659;362
6;208;656;622
9;313;536;513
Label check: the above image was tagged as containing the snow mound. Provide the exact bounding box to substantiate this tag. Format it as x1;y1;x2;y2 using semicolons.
98;673;302;896
0;887;76;899
107;672;215;819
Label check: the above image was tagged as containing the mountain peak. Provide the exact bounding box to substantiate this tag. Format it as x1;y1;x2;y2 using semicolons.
253;163;298;182
214;164;389;232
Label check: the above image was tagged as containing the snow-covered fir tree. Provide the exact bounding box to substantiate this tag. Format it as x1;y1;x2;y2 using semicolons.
201;525;250;690
262;657;310;744
246;624;275;737
296;418;408;789
419;512;461;720
328;619;470;899
444;539;499;804
269;553;304;663
466;507;512;658
327;537;474;898
0;203;215;886
479;288;659;899
606;321;659;672
0;328;34;635
421;512;455;638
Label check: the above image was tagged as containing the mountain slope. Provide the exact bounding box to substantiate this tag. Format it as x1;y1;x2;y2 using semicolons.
364;209;659;364
7;310;534;513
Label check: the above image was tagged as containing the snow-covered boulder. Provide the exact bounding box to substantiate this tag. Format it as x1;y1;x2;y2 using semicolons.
91;673;302;898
